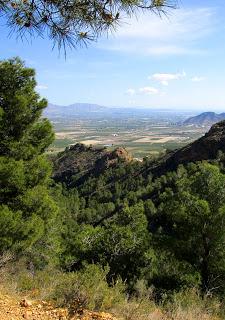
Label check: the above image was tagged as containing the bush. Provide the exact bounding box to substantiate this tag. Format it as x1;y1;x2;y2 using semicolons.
1;259;225;320
52;264;125;314
163;289;224;320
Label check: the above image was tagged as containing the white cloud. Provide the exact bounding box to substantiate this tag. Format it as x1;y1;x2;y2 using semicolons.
99;7;216;56
150;71;186;86
191;76;205;82
126;88;136;95
139;87;158;95
36;84;48;90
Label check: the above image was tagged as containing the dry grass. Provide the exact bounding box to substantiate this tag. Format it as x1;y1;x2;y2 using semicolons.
0;261;224;320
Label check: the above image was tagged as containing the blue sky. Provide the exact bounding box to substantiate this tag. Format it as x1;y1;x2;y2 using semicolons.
1;0;225;110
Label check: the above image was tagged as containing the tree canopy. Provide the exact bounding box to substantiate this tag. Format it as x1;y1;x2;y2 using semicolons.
0;0;177;49
149;163;225;295
0;57;59;266
2;55;225;303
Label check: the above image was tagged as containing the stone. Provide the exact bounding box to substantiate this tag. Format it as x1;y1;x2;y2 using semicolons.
20;299;32;308
22;310;32;319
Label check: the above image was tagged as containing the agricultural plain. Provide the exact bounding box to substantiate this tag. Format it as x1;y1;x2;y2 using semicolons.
48;109;208;159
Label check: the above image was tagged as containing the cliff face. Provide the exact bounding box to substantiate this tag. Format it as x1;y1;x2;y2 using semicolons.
151;120;225;174
51;143;132;187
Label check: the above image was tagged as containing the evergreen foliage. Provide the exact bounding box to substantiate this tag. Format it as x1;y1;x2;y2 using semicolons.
0;58;59;266
152;163;225;295
53;159;225;296
0;1;177;49
1;56;225;302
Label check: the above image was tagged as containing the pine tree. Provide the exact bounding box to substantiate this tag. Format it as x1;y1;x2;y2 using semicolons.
0;57;59;266
153;163;225;295
0;1;177;49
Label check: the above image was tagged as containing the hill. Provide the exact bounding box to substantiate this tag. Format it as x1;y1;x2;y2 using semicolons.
183;112;225;126
51;143;132;187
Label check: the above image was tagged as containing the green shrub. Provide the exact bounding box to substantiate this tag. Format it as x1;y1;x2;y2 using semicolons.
163;288;224;319
52;264;125;313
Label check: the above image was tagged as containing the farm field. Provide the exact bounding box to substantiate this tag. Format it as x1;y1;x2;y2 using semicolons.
48;110;208;159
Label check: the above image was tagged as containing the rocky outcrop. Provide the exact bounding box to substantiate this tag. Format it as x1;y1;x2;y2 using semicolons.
51;143;132;187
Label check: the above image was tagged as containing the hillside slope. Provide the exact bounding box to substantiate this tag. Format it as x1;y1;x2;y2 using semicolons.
183;112;225;126
151;120;225;175
51;143;132;187
0;289;222;320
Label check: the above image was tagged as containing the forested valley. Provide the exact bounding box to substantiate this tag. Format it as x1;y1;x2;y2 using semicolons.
2;58;225;319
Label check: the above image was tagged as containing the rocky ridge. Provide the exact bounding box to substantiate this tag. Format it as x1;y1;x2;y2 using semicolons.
52;143;132;187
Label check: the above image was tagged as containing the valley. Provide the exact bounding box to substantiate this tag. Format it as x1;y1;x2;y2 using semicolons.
46;105;208;158
2;59;225;318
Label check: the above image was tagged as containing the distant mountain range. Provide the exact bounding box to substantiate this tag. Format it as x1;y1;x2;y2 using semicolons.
44;103;107;117
44;102;193;121
183;112;225;126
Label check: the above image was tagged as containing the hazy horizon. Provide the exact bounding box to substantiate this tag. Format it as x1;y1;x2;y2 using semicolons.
47;101;224;114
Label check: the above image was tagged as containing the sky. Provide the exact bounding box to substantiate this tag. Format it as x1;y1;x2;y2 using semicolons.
1;0;225;111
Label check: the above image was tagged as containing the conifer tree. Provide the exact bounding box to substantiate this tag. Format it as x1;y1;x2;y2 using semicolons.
153;163;225;295
0;57;59;266
0;1;177;49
